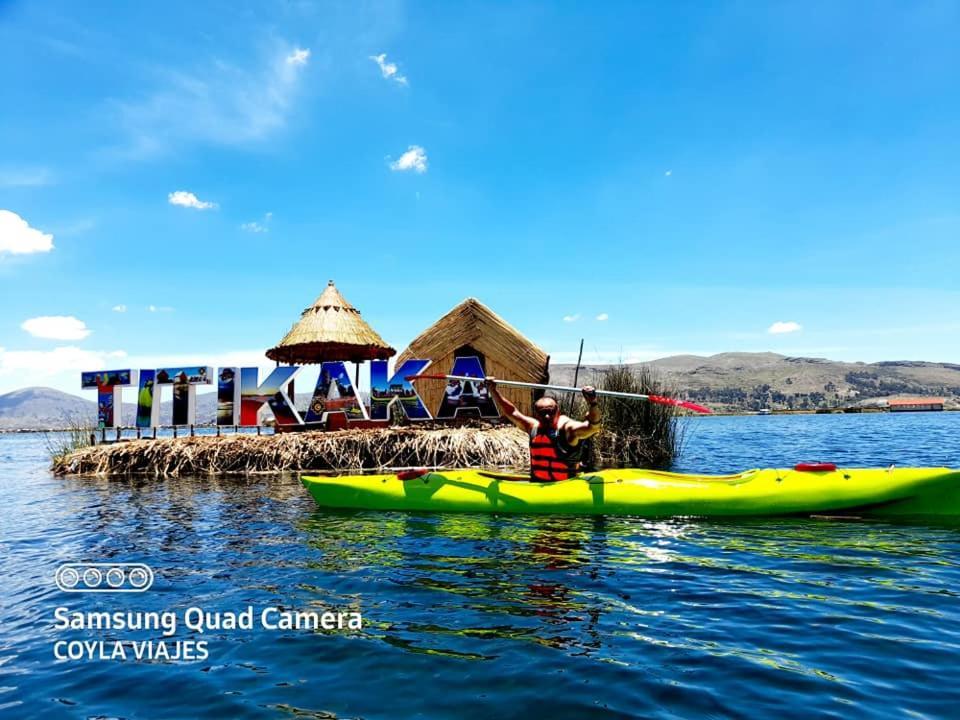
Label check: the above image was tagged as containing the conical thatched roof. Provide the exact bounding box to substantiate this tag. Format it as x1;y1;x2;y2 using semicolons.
398;298;549;380
266;281;396;364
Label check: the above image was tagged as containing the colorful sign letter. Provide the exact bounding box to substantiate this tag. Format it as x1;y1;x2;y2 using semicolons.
217;367;240;426
81;369;134;428
435;356;499;419
239;366;302;426
156;366;213;426
305;362;368;423
135;369;159;428
369;359;432;421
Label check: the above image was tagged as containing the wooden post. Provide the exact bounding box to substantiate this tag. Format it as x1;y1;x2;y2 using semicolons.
564;338;585;416
173;426;178;439
572;338;585;387
190;424;195;437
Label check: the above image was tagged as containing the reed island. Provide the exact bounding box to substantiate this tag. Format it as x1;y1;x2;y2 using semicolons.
52;283;682;477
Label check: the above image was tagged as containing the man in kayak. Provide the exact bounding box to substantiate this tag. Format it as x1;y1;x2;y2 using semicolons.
486;379;601;481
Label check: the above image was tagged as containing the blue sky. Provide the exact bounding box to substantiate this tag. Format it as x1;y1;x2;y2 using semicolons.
1;1;959;397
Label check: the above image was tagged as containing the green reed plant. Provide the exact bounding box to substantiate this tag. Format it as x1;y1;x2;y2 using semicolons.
581;364;685;469
44;416;96;465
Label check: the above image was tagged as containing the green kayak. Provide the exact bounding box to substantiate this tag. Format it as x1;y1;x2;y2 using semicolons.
301;465;960;517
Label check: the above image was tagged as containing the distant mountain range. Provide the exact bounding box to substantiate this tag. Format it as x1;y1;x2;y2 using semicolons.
0;387;98;430
2;352;958;429
0;388;321;431
0;388;217;430
551;352;960;412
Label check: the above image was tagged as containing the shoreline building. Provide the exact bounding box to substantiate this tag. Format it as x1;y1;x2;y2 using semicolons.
887;398;945;412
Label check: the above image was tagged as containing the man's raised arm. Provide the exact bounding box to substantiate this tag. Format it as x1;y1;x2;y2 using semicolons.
487;378;536;432
567;386;602;442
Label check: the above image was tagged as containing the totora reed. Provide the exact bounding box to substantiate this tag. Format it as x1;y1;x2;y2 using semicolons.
52;427;531;477
50;423;680;477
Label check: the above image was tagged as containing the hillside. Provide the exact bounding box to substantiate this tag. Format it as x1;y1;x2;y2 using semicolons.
0;388;221;430
549;353;960;412
0;387;97;430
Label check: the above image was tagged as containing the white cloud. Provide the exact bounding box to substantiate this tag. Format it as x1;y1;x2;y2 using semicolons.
768;321;803;335
168;191;218;210
0;167;54;188
286;48;310;66
114;43;312;158
369;53;408;85
112;305;127;313
21;316;91;341
0;346;127;394
563;314;581;323
596;313;609;321
389;145;427;173
0;210;55;255
147;305;174;313
664;170;672;177
240;211;272;233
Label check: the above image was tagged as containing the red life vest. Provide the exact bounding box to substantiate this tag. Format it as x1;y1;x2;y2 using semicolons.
529;422;578;482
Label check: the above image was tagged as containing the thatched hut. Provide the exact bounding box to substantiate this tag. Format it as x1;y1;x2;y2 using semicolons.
398;298;549;416
266;280;395;367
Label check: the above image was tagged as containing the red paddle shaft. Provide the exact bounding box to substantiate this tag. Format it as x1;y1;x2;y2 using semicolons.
406;374;712;414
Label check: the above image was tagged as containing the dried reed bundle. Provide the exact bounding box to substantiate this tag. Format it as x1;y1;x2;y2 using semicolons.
52;426;531;477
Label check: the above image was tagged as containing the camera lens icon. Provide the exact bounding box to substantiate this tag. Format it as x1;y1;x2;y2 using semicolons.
58;567;80;589
56;563;154;593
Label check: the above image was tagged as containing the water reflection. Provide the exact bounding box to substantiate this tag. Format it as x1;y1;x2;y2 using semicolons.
4;422;960;719
299;512;609;657
293;504;960;693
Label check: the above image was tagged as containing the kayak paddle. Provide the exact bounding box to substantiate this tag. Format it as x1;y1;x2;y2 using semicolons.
406;374;712;414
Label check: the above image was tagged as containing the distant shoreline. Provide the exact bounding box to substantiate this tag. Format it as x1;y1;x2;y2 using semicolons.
6;407;960;435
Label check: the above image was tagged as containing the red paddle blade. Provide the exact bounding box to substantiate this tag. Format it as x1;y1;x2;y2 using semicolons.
405;374;446;381
648;395;713;414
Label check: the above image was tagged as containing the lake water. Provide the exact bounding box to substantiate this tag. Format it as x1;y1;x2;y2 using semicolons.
1;413;959;719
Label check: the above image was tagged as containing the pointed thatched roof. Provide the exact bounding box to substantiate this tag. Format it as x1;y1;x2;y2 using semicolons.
266;280;396;364
397;298;549;380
